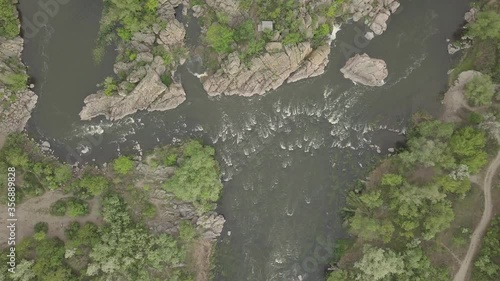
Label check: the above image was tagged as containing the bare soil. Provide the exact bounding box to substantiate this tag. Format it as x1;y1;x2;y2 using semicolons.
0;191;102;247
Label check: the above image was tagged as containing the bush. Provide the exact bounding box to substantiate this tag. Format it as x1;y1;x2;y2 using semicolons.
206;24;234;54
79;174;109;196
103;77;118;96
66;198;89;217
1;72;28;92
465;74;495;106
50;200;67;216
179;221;197;243
34;222;49;234
64;222;81;240
113;156;134;175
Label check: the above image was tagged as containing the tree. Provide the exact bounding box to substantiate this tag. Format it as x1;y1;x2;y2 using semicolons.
465;74;495;106
113;156;134;175
468;11;500;40
449;126;487;173
422;201;454;240
164;141;222;212
354;246;404;281
79;175;109;196
10;259;35;281
66;198;89;217
350;214;394;243
206;24;234;54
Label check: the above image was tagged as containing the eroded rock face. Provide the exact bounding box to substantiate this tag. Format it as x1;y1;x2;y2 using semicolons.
79;69;186;121
340;53;388;86
203;42;332;96
196;213;226;240
0;36;38;134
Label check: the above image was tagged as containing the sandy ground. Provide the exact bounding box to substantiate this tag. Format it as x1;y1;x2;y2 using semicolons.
0;191;102;247
453;152;500;281
441;70;482;123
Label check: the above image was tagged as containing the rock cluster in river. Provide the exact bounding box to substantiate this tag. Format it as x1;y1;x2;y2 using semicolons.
349;0;400;39
0;29;37;134
340;53;388;86
79;0;188;121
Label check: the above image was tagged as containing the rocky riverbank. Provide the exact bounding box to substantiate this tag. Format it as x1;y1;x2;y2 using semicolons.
0;2;37;134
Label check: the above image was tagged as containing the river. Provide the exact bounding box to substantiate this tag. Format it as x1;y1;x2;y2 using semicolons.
18;0;472;280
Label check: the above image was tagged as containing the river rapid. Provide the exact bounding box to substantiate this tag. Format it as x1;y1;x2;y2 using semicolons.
18;0;472;280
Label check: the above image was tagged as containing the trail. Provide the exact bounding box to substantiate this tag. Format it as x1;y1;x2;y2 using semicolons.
453;152;500;281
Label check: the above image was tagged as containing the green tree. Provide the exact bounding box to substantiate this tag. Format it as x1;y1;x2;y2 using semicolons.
350;214;394;243
164;141;222;212
113;156;135;175
206;24;234;54
449;126;487;173
10;259;35;281
468;11;500;40
79;175;110;196
354;246;405;281
465;74;495;106
66;198;89;217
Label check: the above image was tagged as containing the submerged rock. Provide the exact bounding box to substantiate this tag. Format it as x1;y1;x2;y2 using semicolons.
340;53;388;86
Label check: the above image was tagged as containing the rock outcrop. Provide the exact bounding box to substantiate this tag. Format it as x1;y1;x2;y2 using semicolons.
203;42;331;96
196;213;226;240
0;35;37;134
79;0;188;121
340;53;388;86
349;0;401;38
79;69;186;121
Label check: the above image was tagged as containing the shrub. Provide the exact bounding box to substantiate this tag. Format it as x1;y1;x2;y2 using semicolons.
179;221;197;243
50;200;67;216
164;153;178;166
34;222;49;234
79;174;109;196
66;198;89;217
1;72;28;92
103;77;117;96
113;156;134;175
465;74;495;106
206;24;234;54
64;222;81;240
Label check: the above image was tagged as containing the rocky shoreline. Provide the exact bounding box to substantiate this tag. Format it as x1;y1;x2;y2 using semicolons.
0;1;37;134
79;0;400;121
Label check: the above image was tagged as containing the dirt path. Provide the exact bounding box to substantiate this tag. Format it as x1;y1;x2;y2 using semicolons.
453;152;500;281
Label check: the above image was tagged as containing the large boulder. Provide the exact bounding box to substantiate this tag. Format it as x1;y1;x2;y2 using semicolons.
197;213;226;240
340;53;388;86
